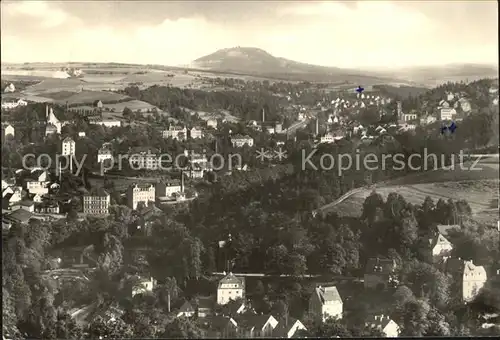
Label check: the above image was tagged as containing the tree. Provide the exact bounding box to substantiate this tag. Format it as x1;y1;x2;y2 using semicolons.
401;298;430;336
302;317;352;337
122;107;133;121
86;316;133;339
162;317;204;339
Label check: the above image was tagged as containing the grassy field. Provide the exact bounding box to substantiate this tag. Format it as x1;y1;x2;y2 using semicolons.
327;179;498;225
321;159;499;225
103;99;157;111
40;90;131;105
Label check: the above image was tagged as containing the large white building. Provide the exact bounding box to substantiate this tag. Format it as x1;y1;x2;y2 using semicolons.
163;126;187;140
444;258;488;302
62;137;76;156
127;183;155;210
309;285;343;322
217;272;245;305
83;188;110;215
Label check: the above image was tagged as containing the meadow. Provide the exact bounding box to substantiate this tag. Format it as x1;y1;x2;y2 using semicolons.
320;158;499;225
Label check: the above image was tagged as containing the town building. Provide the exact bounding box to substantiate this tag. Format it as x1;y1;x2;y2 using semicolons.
231;135;254;148
201;316;239;338
1;98;28;110
89;119;121;128
98;144;113;163
11;200;35;213
443;258;488;302
177;301;196;318
365;315;400;337
320;132;335;144
401;113;418;122
309;285;343;322
273;318;307;338
2;124;15;138
156;180;182;198
163;126;187;140
127;183;155;210
62;137;76;156
364;258;397;290
428;232;453;261
4;83;15;93
438;101;457;121
420;115;437;125
235;314;279;338
24;169;49;195
45;123;58;136
190;127;203;139
128;147;160;171
83;188;110;215
46;106;62;134
217;272;245;305
131;276;156;297
207;118;218;129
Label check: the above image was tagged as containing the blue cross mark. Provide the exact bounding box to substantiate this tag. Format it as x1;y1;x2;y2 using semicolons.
441;121;457;134
356;86;364;93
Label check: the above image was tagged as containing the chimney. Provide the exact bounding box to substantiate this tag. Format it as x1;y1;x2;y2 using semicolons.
262;108;265;123
167;292;171;313
46;105;49;118
316;118;319;135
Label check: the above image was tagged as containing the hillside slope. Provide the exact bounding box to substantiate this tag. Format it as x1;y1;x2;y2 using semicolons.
319;159;499;225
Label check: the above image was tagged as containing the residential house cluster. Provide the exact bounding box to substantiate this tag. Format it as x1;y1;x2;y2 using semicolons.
176;272;307;338
1;98;27;110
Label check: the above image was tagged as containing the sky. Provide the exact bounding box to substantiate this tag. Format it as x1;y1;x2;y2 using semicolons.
1;1;498;69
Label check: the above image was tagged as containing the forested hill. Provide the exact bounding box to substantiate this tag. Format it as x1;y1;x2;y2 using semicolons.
402;78;499;113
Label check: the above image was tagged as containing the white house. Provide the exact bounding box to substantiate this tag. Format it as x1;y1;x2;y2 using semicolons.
428;233;453;260
365;315;400;337
4;83;15;93
24;170;49;195
78;131;86;137
127;183;155;210
207;118;218;129
420;115;437;125
309;285;343;322
273;318;307;338
3;124;15;138
444;258;488;302
217;272;245;305
62;137;76;157
131;276;156;297
320;132;335;144
190;127;203;139
98;145;113;163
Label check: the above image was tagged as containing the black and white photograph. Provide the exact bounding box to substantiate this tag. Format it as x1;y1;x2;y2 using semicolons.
1;0;499;338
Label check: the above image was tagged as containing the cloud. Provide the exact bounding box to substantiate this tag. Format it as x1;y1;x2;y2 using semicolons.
2;14;240;65
3;1;74;28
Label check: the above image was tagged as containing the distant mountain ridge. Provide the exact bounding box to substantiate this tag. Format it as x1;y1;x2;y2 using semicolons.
192;47;498;86
191;46;404;84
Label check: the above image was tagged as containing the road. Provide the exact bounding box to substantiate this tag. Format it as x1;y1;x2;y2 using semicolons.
210;272;362;281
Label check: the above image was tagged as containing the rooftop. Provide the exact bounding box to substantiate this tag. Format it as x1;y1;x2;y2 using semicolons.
316;285;342;304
